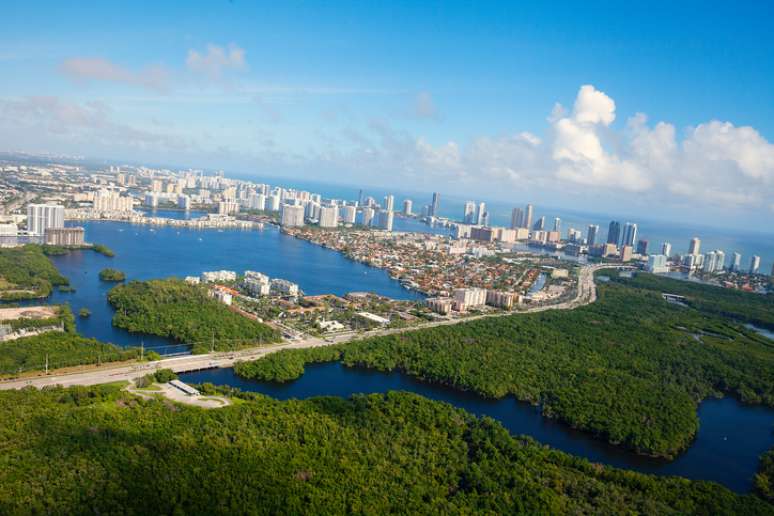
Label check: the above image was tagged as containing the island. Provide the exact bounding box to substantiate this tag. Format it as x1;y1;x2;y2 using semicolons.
98;268;126;282
0;245;69;300
107;278;281;353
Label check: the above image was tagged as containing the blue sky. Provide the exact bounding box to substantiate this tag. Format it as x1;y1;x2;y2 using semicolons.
1;1;773;229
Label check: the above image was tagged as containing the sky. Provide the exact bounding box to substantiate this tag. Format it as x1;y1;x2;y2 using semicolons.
1;1;773;231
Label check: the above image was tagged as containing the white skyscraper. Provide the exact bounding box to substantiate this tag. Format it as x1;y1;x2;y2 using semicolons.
318;206;338;228
26;204;64;236
476;202;487;226
340;205;357;224
383;195;394;213
689;237;701;256
750;255;761;274
402;199;413;215
463;201;476;223
377;210;394;231
661;242;672;257
361;207;375;227
731;252;742;272
280;204;305;227
703;251;717;273
553;217;561;233
714;250;725;271
524;204;534;229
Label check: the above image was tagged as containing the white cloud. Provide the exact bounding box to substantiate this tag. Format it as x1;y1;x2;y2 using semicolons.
59;58;169;92
572;84;616;126
0;96;191;152
186;43;246;79
321;84;773;211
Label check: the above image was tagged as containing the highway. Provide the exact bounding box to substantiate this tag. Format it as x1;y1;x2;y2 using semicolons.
0;264;622;391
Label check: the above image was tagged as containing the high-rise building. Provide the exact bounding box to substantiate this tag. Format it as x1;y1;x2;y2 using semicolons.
622;222;638;247
402;199;413;216
280;204;305;227
607;221;621;246
93;190;133;212
661;242;672;257
430;192;441;217
524;204;534;229
647;254;669;273
714;250;725;271
534;216;545;231
586;224;599;246
463;201;476;224
636;239;648;256
44;227;84;246
688;237;701;256
731;252;742;272
318;206;338;228
553;217;561;233
383;195;394;213
703;251;718;273
340;205;357;224
620;245;633;262
750;255;761;274
361;207;375;227
377;210;394;231
248;193;266;211
510;208;523;229
26;204;65;236
476;202;487;226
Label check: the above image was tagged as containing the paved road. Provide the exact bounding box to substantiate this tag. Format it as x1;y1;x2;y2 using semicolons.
0;264;624;391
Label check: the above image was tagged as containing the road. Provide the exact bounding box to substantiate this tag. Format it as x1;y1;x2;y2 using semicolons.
0;264;623;391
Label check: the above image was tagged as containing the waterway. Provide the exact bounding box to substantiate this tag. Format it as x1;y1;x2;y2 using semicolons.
180;362;774;493
43;211;423;351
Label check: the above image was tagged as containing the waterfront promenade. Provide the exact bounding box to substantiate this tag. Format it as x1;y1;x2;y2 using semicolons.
0;264;610;391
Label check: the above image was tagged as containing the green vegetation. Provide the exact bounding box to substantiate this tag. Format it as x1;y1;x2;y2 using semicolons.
757;450;774;503
108;278;281;353
135;368;178;388
0;245;68;299
615;272;774;330
91;243;115;257
98;268;126;282
236;273;774;459
0;384;770;514
235;346;344;382
78;308;91;318
0;308;139;375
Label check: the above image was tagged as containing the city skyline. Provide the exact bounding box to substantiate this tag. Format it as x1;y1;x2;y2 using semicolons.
1;2;773;231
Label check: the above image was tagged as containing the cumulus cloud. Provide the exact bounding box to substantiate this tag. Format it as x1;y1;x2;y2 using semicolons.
414;91;439;120
59;57;169;92
186;43;246;79
324;84;774;210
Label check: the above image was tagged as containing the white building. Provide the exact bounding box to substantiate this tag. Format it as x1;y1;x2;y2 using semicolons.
177;195;191;210
201;270;237;283
402;199;413;215
319;206;338;228
26;204;64;236
361;207;375;227
218;201;240;216
243;271;271;296
453;287;487;311
248;193;266;211
750;255;761;274
268;194;281;212
731;252;742;272
340;205;357;224
661;242;672;257
376;210;393;231
280;204;305;227
647;254;669;273
270;278;299;297
93;190;134;212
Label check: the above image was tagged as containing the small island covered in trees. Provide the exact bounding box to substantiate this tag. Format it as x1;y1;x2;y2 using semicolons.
108;278;281;353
